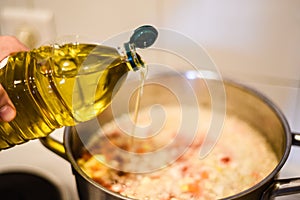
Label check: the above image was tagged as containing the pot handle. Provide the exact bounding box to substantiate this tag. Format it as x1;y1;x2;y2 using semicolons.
261;132;300;199
261;178;300;199
292;131;300;146
40;136;68;161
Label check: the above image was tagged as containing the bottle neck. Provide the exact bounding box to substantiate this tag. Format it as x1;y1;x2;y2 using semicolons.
124;42;144;71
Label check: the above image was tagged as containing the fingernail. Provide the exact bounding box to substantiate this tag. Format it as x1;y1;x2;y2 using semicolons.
0;105;16;122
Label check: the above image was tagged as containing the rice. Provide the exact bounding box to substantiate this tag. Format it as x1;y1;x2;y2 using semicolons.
77;105;278;200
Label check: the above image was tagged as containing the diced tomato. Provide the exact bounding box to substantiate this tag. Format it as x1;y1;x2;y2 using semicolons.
189;183;202;195
181;181;202;195
200;171;209;179
220;156;231;164
181;166;188;173
81;152;92;161
251;171;260;181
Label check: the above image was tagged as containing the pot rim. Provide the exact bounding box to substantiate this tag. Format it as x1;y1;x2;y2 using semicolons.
217;79;292;199
64;77;293;200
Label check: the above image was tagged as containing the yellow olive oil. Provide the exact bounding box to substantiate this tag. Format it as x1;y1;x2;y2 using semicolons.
130;69;147;152
0;43;142;149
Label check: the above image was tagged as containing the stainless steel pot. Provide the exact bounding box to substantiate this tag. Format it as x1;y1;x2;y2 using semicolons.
40;71;300;200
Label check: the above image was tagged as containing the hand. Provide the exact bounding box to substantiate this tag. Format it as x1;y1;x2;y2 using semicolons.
0;36;29;122
0;36;29;61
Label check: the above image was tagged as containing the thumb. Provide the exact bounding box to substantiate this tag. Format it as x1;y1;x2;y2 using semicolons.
0;105;16;122
0;84;16;122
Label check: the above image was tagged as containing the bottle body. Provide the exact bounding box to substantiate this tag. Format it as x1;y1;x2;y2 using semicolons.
0;43;138;149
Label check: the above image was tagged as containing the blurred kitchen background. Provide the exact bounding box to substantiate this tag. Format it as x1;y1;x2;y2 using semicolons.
0;0;299;199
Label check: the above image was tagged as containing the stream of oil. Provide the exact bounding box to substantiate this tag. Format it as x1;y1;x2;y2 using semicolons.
130;67;147;153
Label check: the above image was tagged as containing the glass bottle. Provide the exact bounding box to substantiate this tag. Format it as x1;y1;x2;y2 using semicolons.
0;25;158;150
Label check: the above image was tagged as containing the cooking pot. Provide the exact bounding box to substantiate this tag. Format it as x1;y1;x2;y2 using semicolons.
40;70;300;200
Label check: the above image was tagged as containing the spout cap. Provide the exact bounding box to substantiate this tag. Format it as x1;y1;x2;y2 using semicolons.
129;25;158;49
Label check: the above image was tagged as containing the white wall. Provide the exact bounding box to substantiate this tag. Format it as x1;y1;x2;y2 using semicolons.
1;0;299;128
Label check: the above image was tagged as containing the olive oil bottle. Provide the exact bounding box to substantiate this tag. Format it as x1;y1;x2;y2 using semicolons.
0;25;158;149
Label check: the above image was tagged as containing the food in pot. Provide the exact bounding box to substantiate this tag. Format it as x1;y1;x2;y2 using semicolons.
77;106;278;200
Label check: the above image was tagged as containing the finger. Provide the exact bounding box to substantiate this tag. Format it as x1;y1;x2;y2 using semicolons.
0;36;29;61
0;84;16;122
